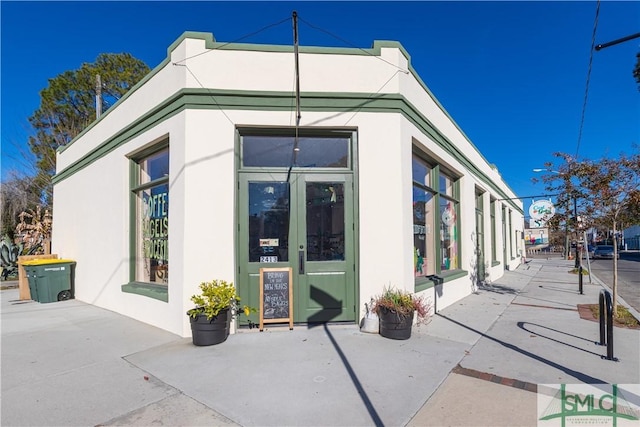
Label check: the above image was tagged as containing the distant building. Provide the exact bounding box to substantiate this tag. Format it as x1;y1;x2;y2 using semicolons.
525;227;549;246
52;32;524;337
623;225;640;250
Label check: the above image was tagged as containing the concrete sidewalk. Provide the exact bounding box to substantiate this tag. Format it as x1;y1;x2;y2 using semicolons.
2;258;638;426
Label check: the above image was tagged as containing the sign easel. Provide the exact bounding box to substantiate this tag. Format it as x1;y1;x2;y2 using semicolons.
259;267;293;331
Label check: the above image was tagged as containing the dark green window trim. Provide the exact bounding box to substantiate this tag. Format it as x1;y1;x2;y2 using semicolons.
509;210;514;259
52;89;523;215
491;260;501;267
415;278;435;293
412;148;462;291
121;282;168;302
237;127;356;172
441;269;468;282
128;142;170;300
490;199;497;263
414;269;468;292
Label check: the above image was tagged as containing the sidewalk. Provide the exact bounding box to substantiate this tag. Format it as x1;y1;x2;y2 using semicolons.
1;258;638;426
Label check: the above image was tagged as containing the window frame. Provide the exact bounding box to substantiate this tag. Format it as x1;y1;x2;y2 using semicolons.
412;149;464;292
123;140;170;302
239;127;353;172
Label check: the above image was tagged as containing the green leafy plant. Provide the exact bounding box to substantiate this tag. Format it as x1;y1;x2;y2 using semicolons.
187;279;255;320
372;286;431;324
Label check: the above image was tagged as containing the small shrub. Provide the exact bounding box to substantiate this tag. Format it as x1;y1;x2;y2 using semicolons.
187;279;254;320
372;286;431;325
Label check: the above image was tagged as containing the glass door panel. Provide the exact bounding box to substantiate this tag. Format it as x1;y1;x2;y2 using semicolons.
248;182;290;263
305;183;345;262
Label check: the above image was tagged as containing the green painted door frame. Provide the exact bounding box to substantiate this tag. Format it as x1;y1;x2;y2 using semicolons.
237;171;357;324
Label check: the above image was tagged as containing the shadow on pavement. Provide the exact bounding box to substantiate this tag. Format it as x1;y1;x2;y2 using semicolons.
477;283;519;295
536;284;582;294
517;322;603;357
322;323;383;427
437;314;609;384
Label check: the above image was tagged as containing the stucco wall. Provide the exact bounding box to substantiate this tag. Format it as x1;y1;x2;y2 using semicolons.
53;33;524;336
53;114;187;335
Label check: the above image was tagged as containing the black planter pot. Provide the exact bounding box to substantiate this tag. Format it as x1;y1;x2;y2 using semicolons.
378;307;414;340
188;308;231;346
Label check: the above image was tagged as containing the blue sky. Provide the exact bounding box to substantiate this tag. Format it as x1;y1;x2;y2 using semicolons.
2;1;639;208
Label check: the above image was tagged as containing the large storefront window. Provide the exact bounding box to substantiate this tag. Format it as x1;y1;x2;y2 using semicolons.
412;152;459;285
440;194;458;271
133;147;169;285
490;199;497;264
412;157;436;278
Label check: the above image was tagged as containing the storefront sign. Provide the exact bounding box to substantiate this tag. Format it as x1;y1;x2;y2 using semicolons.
259;267;293;331
529;200;555;220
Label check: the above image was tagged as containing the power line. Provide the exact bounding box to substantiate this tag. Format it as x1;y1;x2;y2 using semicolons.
173;16;291;64
178;63;235;126
575;0;600;159
298;16;409;73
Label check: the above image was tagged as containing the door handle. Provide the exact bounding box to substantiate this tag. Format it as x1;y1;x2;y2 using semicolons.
299;249;305;275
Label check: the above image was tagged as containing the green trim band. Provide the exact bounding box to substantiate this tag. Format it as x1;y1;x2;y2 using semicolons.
122;282;168;302
415;269;469;293
52;89;522;213
491;260;501;267
55;32;520;210
441;269;469;282
415;279;435;293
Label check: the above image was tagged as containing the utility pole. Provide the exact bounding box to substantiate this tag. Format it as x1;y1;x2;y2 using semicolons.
95;74;102;120
574;197;580;268
595;32;640;51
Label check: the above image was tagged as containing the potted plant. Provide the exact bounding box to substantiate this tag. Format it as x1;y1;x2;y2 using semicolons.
187;279;253;346
372;286;431;340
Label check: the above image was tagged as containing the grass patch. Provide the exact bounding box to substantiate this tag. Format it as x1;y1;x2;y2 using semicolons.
569;268;590;275
589;304;640;328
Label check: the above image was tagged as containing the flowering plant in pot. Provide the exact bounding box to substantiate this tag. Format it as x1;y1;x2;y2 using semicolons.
372;286;431;340
187;279;254;346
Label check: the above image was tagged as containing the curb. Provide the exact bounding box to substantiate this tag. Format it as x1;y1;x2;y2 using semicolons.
452;364;538;393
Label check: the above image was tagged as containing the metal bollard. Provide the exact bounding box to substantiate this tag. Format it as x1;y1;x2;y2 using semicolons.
597;290;617;361
579;265;583;295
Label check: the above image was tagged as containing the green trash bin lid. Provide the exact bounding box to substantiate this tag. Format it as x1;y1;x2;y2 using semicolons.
21;259;75;266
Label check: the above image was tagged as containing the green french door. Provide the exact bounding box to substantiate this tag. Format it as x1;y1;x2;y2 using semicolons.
238;172;356;324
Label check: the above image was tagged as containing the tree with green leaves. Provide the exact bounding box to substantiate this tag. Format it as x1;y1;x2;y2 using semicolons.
28;53;150;204
536;149;640;315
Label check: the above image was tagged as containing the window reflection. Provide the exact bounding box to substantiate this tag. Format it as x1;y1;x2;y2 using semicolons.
248;183;290;263
243;136;349;168
135;147;169;284
440;198;458;270
413;187;436;277
306;183;345;261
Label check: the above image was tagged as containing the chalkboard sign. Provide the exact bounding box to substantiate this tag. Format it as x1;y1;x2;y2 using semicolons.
259;267;293;331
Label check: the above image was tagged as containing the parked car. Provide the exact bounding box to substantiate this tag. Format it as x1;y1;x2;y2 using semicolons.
581;244;595;259
593;245;619;259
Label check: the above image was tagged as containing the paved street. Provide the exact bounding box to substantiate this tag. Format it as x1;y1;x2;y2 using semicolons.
586;252;640;312
528;251;640;313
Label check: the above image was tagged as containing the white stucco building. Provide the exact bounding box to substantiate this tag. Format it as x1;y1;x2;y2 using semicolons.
52;32;525;337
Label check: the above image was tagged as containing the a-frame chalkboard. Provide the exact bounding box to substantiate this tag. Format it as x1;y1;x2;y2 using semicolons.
259;267;293;331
